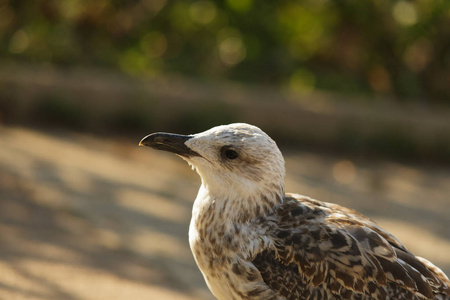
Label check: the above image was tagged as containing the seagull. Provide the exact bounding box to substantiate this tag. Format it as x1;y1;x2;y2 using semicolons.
139;123;450;300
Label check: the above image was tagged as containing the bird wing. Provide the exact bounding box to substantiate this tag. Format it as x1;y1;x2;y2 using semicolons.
252;194;450;300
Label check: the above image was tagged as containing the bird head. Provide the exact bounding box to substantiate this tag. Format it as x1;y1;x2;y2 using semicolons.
140;123;286;201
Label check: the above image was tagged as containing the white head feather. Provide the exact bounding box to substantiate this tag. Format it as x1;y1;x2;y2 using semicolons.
183;123;286;209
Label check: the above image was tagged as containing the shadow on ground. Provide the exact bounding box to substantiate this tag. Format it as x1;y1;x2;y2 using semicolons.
0;126;211;300
0;126;449;299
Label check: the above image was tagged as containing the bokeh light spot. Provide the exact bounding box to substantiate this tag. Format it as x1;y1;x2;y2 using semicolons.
404;39;432;72
141;31;168;58
226;0;253;13
392;1;418;26
218;28;246;66
9;30;30;54
219;38;246;66
189;1;216;25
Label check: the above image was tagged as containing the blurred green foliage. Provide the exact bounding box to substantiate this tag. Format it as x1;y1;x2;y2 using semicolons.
1;0;449;103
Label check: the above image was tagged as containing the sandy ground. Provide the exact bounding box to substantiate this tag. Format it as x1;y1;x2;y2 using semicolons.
0;126;449;300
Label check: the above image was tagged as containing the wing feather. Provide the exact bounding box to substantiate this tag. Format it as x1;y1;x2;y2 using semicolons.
254;194;450;299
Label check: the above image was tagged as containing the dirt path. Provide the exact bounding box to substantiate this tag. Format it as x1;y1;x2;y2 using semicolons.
0;126;449;300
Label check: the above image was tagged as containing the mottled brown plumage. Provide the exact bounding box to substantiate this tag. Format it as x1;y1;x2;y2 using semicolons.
252;194;450;300
140;123;450;300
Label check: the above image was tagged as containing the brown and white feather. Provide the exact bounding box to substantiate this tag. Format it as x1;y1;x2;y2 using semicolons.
141;123;450;300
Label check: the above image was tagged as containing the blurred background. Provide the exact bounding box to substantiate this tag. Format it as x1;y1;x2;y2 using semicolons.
0;1;449;299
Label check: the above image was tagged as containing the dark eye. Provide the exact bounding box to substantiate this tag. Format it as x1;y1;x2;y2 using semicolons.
225;150;238;159
221;147;239;160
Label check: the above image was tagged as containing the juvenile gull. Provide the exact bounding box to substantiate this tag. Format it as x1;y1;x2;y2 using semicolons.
139;123;450;300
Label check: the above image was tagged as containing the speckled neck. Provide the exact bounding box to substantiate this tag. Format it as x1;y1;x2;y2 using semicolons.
192;183;284;226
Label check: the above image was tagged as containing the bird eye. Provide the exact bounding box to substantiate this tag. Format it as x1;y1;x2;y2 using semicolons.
221;146;239;160
225;150;238;159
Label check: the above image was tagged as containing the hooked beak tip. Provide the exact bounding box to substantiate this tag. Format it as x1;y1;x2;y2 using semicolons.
138;133;199;158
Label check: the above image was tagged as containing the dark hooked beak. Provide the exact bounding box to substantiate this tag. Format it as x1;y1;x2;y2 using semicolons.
139;133;200;157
